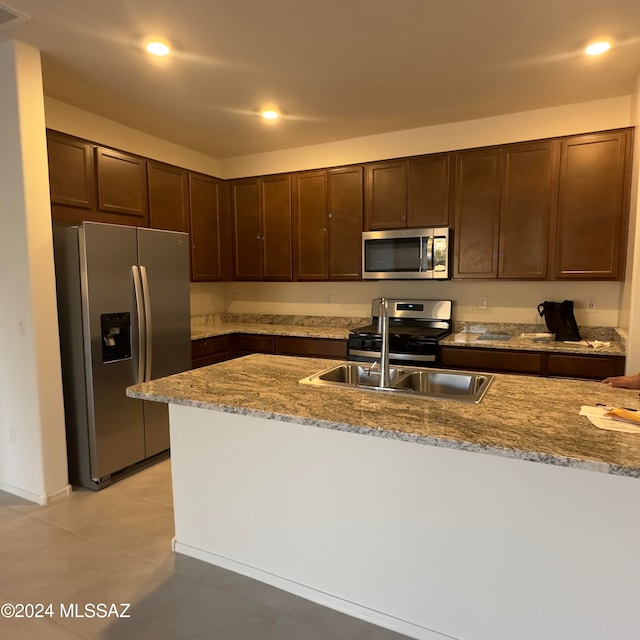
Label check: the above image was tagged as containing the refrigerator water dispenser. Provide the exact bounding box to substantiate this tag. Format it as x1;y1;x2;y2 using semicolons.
101;312;131;362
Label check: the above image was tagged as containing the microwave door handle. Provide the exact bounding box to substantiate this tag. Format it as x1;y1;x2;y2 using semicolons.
426;236;434;271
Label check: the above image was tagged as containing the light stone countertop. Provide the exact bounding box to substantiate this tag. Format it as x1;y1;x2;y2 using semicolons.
191;314;367;341
439;332;626;356
127;353;640;479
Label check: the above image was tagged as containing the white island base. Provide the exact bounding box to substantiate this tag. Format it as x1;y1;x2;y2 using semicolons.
168;403;640;640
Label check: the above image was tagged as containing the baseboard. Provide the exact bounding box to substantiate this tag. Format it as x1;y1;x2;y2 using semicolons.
173;540;453;640
0;480;71;505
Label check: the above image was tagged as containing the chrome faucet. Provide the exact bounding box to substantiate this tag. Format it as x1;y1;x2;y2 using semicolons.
378;297;390;388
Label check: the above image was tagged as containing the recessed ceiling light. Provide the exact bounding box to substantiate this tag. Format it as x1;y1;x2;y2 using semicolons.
261;109;280;120
145;39;171;57
585;41;611;56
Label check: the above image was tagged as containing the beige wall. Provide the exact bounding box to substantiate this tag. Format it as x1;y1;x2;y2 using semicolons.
619;72;640;372
0;41;69;503
223;96;631;178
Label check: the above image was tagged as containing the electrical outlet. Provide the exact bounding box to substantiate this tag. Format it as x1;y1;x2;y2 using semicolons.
326;293;333;304
477;296;487;310
586;298;597;313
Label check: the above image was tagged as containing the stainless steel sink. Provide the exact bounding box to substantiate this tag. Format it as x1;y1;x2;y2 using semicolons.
313;363;406;387
299;363;494;403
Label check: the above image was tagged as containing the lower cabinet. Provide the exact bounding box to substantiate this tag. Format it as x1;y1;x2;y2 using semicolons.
440;345;625;380
191;336;234;369
192;334;347;368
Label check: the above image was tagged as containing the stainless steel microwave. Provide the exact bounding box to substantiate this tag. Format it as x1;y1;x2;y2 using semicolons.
362;227;450;279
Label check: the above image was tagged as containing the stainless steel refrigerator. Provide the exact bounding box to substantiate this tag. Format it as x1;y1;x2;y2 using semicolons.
53;221;191;490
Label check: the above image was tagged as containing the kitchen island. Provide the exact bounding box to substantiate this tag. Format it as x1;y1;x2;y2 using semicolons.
127;355;640;640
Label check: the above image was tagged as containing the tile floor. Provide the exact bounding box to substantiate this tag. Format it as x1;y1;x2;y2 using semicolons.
0;459;413;639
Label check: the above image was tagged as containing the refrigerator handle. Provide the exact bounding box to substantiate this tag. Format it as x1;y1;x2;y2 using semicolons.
132;266;146;384
140;265;153;382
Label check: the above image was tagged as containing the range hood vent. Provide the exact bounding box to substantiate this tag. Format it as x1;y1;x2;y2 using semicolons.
0;3;31;33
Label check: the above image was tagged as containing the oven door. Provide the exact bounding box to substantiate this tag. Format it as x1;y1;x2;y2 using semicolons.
347;336;439;368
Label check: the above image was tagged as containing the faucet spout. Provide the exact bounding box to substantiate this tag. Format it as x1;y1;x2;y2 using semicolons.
378;297;390;388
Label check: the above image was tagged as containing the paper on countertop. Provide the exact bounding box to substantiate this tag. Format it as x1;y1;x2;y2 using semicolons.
586;340;612;349
580;405;640;434
520;332;554;338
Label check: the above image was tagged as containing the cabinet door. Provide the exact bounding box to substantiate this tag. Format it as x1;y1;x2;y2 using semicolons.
261;175;292;280
554;130;630;279
499;141;557;279
293;171;328;280
148;161;189;232
328;166;363;280
231;178;262;280
407;154;450;227
46;130;95;209
190;173;230;281
96;147;148;220
453;148;502;278
364;160;407;229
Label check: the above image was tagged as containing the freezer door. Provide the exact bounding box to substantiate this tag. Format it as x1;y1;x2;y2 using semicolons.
80;222;146;481
137;228;191;456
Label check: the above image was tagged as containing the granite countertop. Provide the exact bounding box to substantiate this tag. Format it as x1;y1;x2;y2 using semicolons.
191;314;368;341
127;354;640;478
192;315;627;357
440;324;626;357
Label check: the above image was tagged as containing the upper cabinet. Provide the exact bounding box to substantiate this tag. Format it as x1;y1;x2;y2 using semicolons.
364;154;450;230
147;161;189;232
189;173;231;282
46;128;633;283
499;140;558;279
293;166;363;280
47;130;95;210
553;130;632;280
231;175;292;280
453;147;502;278
95;147;148;220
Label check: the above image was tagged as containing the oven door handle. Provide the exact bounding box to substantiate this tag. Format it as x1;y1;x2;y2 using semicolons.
348;349;436;363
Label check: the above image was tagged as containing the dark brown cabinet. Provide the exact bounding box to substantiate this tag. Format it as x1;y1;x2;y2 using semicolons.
293;170;328;280
407;154;451;227
274;336;347;359
553;130;631;280
231;175;292;280
328;166;363;279
147;161;189;232
96;147;148;220
191;336;234;369
440;345;624;380
293;166;363;280
498;140;557;279
364;161;407;230
453;147;502;278
47;130;95;210
189;173;231;281
365;155;450;230
454;141;558;280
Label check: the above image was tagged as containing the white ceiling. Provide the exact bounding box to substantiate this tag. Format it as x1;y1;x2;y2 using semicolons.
2;0;640;159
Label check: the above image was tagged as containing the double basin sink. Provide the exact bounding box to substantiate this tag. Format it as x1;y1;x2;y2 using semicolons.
299;363;494;403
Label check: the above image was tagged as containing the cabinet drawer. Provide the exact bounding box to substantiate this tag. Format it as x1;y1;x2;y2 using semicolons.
274;336;347;359
191;335;232;359
546;354;625;380
440;346;542;374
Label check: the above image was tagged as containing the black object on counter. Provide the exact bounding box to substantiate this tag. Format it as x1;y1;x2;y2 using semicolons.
537;300;582;341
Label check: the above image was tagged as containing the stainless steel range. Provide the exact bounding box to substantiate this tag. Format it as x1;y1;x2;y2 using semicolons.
348;299;452;367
